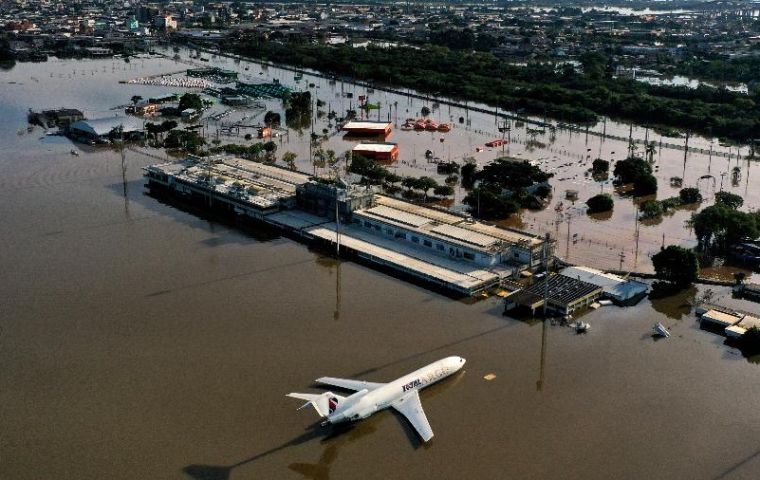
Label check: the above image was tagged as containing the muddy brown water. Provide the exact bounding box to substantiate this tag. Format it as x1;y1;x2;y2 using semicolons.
1;55;759;480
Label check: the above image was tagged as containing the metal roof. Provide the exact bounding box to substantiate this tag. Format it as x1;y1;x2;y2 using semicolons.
361;205;431;228
560;266;648;301
701;310;742;327
430;223;499;248
343;121;392;130
352;142;398;153
69;116;143;136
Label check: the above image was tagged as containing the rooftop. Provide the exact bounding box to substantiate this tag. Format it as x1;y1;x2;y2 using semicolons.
343;121;392;131
352;142;398;153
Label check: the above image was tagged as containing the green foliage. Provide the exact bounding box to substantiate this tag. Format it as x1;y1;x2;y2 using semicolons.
385;173;402;184
534;184;552;198
349;154;388;184
285;91;312;130
639;199;664;219
592;158;609;174
460;163;477;188
477;158;552;192
433;185;454;197
614;157;657;195
714;191;744;210
226;39;760;142
178;93;203;112
613;157;652;184
463;186;519;220
692;204;760;252
586;193;614;214
652;245;699;286
436;161;460;175
281;151;297;169
264;111;281;126
634;174;658;196
679;187;703;204
164;130;205;153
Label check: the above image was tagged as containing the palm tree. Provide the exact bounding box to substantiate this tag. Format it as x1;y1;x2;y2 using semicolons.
645;142;656;163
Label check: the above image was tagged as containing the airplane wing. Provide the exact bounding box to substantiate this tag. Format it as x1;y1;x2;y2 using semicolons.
392;390;434;442
315;377;385;392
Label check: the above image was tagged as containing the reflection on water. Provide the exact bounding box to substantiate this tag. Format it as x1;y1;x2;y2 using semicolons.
649;285;697;320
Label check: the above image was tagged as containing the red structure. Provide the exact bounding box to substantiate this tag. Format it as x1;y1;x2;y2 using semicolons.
352;142;400;163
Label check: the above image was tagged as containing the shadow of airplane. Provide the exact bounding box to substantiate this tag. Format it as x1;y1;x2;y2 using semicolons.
182;422;360;480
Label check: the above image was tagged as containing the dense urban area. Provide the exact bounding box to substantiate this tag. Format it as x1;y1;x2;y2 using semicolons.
2;2;760;480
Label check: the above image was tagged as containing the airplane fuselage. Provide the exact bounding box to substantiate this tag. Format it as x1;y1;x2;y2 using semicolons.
326;356;465;424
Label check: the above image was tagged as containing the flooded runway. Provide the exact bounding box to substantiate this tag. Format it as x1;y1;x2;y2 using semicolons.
1;56;759;480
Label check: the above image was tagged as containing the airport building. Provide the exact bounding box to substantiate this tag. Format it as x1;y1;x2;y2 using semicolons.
144;156;552;296
503;274;603;316
144;155;311;219
352;195;547;271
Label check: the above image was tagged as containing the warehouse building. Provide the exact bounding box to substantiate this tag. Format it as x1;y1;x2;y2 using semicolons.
343;121;392;137
352;142;399;163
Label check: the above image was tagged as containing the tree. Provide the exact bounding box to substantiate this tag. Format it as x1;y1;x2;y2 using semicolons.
477;158;552;191
679;187;702;204
645;142;657;162
281;151;297;170
463;187;519;220
416;176;438;199
385;173;402;184
178;93;203;112
433;185;454;197
639;199;663;219
592;158;609;174
714;191;744;210
613;157;652;184
634;174;658;196
586;193;614;214
421;106;431;116
264;111;281;126
131;95;143;105
652;245;699;286
693;204;759;251
461;163;477;188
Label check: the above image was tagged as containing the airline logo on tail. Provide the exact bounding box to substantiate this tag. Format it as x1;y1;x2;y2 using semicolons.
328;396;339;414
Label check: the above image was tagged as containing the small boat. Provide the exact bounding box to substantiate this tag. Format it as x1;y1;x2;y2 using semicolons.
70;149;79;156
653;323;670;338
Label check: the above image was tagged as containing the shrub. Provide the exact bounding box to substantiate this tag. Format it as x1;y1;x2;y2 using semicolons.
586;193;614;214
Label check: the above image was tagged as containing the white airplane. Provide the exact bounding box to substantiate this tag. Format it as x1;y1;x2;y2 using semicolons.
287;356;466;442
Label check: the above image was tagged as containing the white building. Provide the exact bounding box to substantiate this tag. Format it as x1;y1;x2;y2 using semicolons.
559;266;649;305
352;195;547;271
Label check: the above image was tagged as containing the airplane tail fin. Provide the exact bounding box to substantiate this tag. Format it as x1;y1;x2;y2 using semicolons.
286;392;344;417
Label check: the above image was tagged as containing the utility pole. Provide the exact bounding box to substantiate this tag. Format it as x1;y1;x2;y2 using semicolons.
542;232;551;317
618;250;625;271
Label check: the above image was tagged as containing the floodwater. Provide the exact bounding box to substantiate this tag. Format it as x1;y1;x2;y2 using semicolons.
145;46;758;276
1;55;760;480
